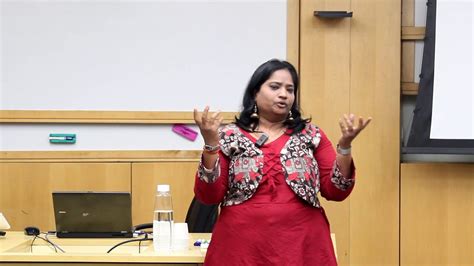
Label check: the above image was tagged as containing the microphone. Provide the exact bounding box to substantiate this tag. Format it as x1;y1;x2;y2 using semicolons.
255;134;269;147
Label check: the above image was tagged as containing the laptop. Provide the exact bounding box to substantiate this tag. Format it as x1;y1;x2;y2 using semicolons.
52;191;133;238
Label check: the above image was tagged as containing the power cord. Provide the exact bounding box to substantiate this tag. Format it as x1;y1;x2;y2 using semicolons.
45;231;66;253
31;235;57;253
30;232;66;253
29;229;151;254
107;231;152;254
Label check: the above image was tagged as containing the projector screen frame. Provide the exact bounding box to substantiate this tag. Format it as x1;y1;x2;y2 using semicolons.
405;0;474;155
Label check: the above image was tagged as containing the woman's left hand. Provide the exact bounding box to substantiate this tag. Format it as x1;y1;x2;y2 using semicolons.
338;114;372;147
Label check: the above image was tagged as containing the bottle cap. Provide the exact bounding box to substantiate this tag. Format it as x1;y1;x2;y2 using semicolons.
157;184;170;192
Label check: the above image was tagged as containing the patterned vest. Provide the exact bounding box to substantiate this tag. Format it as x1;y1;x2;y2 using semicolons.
218;123;323;207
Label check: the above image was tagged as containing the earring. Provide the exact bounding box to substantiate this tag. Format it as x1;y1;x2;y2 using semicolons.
250;104;259;119
287;110;294;121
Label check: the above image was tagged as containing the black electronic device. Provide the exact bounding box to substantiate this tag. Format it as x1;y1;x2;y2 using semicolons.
24;226;40;236
52;192;133;238
255;134;269;147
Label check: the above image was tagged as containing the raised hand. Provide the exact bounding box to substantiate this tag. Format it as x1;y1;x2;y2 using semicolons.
193;106;223;145
338;114;372;147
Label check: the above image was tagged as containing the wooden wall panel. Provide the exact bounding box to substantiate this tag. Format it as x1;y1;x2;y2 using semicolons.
0;163;130;231
300;0;400;265
287;0;300;68
349;0;400;265
131;162;198;225
300;1;352;264
401;163;474;265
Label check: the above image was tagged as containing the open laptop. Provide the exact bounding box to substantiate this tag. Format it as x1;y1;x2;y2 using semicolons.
52;191;133;238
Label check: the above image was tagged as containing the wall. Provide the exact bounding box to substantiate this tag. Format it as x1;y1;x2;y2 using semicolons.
0;0;290;151
400;0;474;265
0;0;287;112
300;1;400;265
0;0;300;237
401;163;474;265
0;149;203;228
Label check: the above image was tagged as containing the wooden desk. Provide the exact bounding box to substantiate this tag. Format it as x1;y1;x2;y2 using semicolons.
0;232;210;265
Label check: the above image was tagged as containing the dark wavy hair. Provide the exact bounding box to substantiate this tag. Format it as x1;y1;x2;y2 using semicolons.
235;59;310;133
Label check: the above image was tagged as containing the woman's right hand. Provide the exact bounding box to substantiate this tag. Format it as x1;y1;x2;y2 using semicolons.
193;106;223;145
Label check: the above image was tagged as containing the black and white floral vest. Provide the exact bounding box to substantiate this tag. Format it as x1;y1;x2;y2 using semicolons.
198;123;350;207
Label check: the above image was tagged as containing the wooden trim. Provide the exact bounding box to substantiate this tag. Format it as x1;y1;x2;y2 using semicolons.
0;150;202;162
401;26;425;40
401;0;415;82
401;82;419;95
287;0;300;70
0;110;236;124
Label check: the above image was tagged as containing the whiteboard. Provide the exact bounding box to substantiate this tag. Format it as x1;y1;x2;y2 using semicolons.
0;0;287;112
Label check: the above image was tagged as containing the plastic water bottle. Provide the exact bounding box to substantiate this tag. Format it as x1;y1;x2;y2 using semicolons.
153;184;174;252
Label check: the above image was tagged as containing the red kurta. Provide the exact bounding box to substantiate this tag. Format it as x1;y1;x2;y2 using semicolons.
195;129;354;266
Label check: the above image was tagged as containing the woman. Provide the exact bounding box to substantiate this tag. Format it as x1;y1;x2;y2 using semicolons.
193;59;371;265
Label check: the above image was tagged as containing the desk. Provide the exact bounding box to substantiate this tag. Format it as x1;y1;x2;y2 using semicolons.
0;232;209;265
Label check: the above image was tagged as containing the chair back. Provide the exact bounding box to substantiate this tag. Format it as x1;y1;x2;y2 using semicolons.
185;197;219;233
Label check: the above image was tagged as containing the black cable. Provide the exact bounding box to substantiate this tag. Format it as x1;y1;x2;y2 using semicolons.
30;232;66;253
35;235;58;253
139;239;142;253
107;233;152;254
44;232;66;253
107;238;152;254
138;239;153;253
138;232;150;253
30;235;37;253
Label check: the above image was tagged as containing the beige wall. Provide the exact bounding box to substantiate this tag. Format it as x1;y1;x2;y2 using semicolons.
0;161;198;232
401;163;474;265
0;163;131;231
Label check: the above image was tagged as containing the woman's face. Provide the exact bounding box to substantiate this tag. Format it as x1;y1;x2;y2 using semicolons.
255;69;295;122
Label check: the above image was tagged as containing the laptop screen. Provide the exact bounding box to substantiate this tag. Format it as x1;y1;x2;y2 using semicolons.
52;191;132;238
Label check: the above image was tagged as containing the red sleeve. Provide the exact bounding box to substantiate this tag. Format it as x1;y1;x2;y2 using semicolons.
194;151;229;205
315;129;356;202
